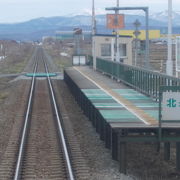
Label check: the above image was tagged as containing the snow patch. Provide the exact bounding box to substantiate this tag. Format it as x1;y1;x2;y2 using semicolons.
60;52;69;57
0;56;6;61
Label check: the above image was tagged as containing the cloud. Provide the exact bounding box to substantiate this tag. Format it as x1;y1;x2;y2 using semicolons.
82;8;106;15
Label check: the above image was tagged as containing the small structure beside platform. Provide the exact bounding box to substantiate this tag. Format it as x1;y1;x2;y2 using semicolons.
93;34;133;65
72;55;87;66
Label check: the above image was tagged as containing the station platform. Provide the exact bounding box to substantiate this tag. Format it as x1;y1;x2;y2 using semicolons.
73;66;158;125
64;66;180;173
65;66;160;126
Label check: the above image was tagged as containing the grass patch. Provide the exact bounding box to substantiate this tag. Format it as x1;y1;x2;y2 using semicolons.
0;45;34;74
0;92;8;101
6;61;27;73
45;48;72;71
54;56;72;71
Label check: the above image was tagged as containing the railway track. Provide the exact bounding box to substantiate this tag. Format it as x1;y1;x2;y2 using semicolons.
13;48;75;180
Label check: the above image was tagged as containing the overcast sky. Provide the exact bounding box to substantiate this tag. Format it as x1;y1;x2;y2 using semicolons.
0;0;179;23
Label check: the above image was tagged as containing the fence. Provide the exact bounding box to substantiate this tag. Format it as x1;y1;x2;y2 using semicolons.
95;57;180;100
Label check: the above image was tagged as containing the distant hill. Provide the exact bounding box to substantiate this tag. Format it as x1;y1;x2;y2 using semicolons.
0;11;179;41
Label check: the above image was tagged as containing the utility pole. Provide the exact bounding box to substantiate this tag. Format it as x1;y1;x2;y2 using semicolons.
92;0;96;70
145;8;150;69
166;0;173;76
133;19;141;66
115;0;120;62
92;0;96;35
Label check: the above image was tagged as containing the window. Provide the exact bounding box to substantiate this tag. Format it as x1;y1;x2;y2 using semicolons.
101;44;111;56
119;44;127;57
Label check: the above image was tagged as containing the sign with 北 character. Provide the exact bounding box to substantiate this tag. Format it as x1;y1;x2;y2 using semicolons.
162;92;180;121
106;14;124;29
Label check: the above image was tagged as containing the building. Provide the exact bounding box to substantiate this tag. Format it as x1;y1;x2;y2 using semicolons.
93;34;133;65
118;30;161;40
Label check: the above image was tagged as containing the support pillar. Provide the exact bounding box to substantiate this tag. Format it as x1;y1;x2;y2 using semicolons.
96;112;101;134
176;142;180;170
100;118;105;141
119;141;127;174
112;130;118;160
105;124;111;149
164;142;170;161
156;142;161;153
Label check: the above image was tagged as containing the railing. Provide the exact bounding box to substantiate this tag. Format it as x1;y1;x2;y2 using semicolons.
96;57;180;100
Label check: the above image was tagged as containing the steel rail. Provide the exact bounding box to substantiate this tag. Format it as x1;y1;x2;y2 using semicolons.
44;61;75;180
14;63;38;180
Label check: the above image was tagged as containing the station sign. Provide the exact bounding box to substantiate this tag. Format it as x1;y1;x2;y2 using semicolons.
162;91;180;121
106;14;124;29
